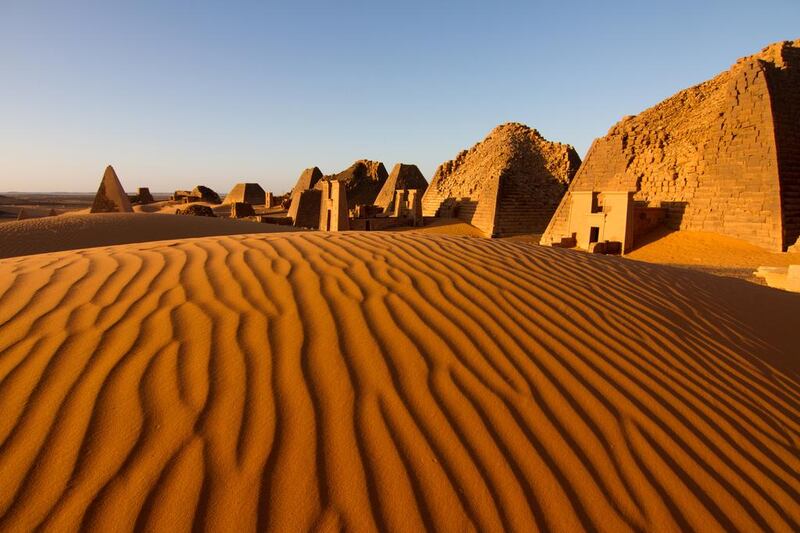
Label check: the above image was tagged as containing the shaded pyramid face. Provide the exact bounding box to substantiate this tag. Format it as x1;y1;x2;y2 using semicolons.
90;166;133;213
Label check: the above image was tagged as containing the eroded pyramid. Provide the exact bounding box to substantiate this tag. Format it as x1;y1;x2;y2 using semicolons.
224;183;266;205
317;160;388;209
421;123;580;237
541;39;800;252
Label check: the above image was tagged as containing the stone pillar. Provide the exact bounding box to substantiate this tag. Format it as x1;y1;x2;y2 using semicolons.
407;189;423;226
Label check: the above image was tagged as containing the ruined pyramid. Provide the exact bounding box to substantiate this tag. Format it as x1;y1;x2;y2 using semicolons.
90;165;133;213
542;39;800;252
224;183;266;205
318;160;388;209
374;163;429;210
291;167;324;197
421;123;581;237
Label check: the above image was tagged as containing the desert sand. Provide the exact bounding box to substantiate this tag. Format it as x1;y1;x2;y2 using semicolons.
628;229;800;268
0;213;298;259
0;231;798;531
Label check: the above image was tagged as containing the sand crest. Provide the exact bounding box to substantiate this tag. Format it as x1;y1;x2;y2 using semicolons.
0;233;798;531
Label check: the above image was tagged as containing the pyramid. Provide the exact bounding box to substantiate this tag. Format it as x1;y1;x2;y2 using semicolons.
224;183;266;205
136;187;154;204
374;163;429;210
192;185;221;204
291;167;323;197
90;165;133;213
317;160;388;209
542;39;800;252
421;123;581;237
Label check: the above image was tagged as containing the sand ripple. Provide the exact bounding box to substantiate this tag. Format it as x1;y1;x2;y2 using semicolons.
0;233;798;532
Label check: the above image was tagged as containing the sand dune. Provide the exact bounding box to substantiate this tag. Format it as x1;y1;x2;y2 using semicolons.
0;213;298;259
0;232;798;531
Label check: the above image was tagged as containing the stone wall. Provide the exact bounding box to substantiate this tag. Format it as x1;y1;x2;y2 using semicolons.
542;39;800;251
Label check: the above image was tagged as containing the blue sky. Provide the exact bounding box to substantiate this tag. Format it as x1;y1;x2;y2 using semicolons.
1;0;798;193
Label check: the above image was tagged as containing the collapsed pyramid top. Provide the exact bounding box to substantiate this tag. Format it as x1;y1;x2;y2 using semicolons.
90;165;133;214
318;160;389;208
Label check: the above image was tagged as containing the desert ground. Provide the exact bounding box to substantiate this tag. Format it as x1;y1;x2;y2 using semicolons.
0;192;98;222
0;224;798;531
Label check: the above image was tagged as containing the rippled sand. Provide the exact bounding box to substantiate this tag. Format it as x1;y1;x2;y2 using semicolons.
0;232;798;531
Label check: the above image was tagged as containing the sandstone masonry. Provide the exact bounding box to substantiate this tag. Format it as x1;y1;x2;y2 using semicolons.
542;39;800;252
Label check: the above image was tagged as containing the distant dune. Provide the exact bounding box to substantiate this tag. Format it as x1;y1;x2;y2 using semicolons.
0;232;798;531
0;213;298;258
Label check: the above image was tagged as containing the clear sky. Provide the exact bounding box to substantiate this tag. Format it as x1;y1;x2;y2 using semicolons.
1;0;798;193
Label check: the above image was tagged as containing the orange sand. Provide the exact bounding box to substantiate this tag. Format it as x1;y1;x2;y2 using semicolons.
0;233;799;531
627;229;800;268
0;213;298;259
392;217;485;236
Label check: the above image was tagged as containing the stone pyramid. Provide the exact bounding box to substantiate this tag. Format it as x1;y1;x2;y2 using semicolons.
374;163;429;210
542;39;800;252
421;123;581;237
291;167;323;197
317;160;388;209
224;183;266;205
90;165;133;213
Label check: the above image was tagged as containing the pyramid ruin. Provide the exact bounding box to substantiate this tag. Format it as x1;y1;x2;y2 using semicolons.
542;39;800;252
192;186;221;204
90;165;133;213
224;183;266;205
291;167;324;197
374;163;428;210
318;160;388;209
135;187;154;204
421;123;581;237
